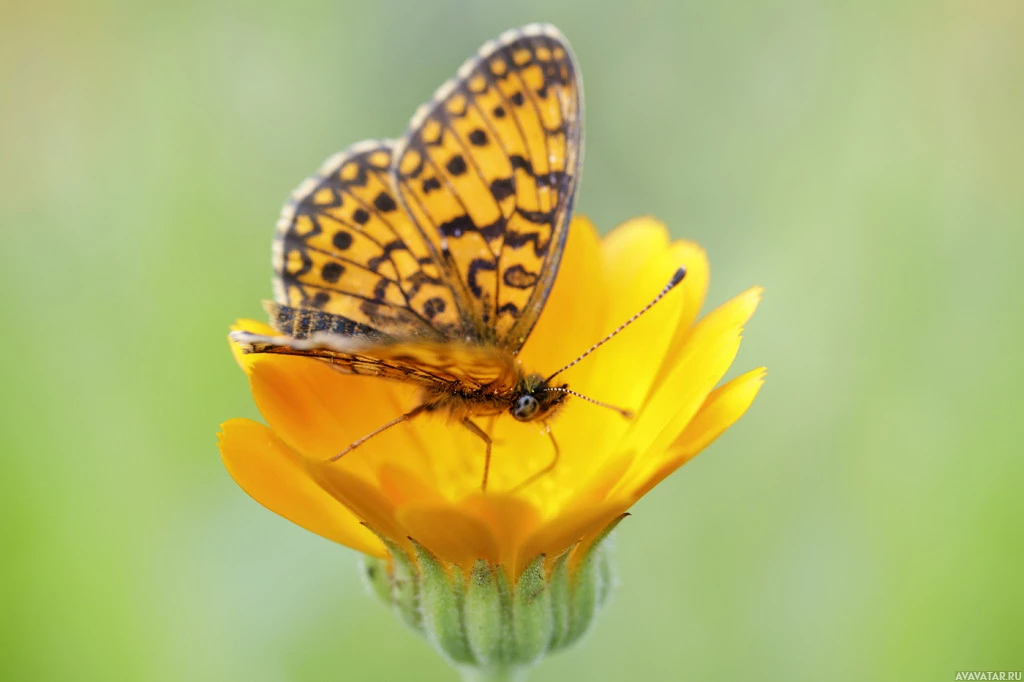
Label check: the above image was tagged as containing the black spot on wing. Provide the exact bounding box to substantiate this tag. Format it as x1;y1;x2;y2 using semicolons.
422;297;446;320
502;264;539;289
446;154;468;176
439;214;476;239
468;129;488;146
332;231;353;250
510;155;569;189
372;279;392;302
479;219;505;243
374;192;397;212
310;291;330;308
490;177;515;202
321;262;345;283
504;228;550;258
466;258;497;298
516;208;556;225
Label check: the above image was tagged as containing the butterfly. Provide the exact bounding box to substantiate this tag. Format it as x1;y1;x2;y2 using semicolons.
232;24;685;491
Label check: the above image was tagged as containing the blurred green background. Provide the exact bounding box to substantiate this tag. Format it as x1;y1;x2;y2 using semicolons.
3;0;1022;680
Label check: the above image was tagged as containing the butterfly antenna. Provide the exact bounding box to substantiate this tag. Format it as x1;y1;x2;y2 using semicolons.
545;266;687;383
543;386;633;418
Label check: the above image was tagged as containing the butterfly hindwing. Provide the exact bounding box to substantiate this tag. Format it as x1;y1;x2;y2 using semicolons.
392;24;583;351
273;141;465;340
231;330;518;395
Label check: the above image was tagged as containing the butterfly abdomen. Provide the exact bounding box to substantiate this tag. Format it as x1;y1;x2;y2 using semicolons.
420;385;512;422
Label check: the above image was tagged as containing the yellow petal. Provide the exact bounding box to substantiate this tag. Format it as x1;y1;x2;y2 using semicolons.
611;287;762;495
672;367;766;460
459;494;543;576
248;355;431;478
648;240;710;396
518;215;607;382
538;218;684;486
308;463;409;553
593;218;686;407
218;418;384;557
518;502;626;569
220;213;766;574
377;462;445;507
670;239;710;332
624;367;766;504
601;216;670;263
396;502;500;568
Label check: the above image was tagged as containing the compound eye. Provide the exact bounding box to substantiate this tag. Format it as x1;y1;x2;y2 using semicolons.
511;394;540;421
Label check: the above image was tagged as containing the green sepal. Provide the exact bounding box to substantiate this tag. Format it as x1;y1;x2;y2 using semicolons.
564;514;628;648
464;560;507;666
545;546;575;652
358;517;625;675
511;554;552;665
359;555;391;606
597;536;617;609
363;527;422;632
411;539;475;666
494;564;514;662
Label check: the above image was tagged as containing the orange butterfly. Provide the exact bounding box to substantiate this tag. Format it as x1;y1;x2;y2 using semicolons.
232;24;684;491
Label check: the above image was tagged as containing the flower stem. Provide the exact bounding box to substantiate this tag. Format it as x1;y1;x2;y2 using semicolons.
458;666;529;682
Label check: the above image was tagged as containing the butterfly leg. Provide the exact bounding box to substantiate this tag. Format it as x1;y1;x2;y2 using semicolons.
327;404;427;463
461;418;493;492
510;422;560;493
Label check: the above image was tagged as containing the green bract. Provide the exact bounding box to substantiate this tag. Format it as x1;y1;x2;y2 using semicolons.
360;517;624;679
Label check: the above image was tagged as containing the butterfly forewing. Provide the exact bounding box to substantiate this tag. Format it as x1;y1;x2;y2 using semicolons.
392;24;583;351
273;141;465;339
245;25;584;412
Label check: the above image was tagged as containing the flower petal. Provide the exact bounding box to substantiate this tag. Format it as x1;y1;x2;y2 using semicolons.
459;494;543;576
221;215;764;574
518;215;607;381
377;462;445;507
611;287;763;495
625;367;766;504
309;463;409;552
248;355;434;479
396;502;500;568
672;366;766;460
536;218;685;488
592;218;686;406
518;502;627;569
648;240;711;396
670;239;710;332
218;418;384;557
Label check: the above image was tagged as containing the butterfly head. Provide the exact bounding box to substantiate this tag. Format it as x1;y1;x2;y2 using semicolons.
510;373;568;422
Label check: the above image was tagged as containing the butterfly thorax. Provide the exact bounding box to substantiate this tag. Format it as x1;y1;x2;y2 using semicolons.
419;367;567;424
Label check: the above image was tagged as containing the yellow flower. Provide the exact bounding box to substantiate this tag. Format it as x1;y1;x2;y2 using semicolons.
218;216;764;578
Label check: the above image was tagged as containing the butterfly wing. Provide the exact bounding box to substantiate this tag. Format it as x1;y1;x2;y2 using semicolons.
391;24;583;351
231;330;518;394
273;140;466;340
